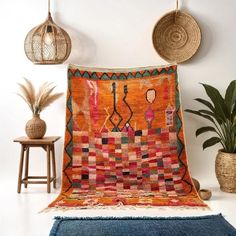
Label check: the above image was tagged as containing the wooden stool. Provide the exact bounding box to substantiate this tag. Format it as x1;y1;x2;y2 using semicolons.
14;136;60;193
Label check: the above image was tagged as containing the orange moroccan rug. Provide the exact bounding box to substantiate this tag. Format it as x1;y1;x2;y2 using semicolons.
48;64;207;210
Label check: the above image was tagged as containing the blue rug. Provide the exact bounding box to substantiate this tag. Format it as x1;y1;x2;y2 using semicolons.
50;214;236;236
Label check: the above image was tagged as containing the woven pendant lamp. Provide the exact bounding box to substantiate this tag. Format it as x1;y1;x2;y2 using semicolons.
24;0;71;64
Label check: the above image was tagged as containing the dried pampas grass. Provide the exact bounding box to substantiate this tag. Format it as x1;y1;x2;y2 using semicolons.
17;78;63;115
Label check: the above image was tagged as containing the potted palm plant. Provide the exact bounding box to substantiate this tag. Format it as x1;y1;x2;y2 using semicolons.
185;80;236;193
18;78;63;139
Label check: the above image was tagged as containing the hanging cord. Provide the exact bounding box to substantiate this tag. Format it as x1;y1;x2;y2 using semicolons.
174;0;179;22
176;0;179;12
47;0;53;21
48;0;51;14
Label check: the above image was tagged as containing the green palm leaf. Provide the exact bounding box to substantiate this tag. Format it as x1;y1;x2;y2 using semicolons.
185;109;215;123
185;81;236;153
198;109;223;124
195;98;215;112
202;137;221;150
195;126;217;137
201;83;229;120
225;80;236;113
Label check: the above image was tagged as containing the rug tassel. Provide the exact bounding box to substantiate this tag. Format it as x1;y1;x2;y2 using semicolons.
40;205;211;213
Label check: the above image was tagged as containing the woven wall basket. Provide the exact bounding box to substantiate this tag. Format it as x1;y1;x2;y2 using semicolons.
152;10;201;63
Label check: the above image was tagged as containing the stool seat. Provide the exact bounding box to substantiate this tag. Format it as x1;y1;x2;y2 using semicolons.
14;136;60;193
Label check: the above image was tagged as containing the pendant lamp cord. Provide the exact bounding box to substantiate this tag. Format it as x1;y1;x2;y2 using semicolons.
48;0;51;14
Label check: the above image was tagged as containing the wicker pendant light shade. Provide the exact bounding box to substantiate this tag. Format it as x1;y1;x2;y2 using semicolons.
24;0;71;64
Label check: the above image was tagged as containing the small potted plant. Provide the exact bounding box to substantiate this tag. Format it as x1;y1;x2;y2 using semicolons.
17;78;63;139
185;80;236;193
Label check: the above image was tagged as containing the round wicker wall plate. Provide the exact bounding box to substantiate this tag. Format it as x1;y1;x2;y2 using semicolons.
152;10;201;63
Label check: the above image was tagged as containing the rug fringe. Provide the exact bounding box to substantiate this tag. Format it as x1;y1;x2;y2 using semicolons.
40;204;211;213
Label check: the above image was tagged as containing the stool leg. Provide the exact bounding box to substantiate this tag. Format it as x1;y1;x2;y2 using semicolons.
17;145;25;193
24;147;30;188
47;145;51;193
51;144;56;188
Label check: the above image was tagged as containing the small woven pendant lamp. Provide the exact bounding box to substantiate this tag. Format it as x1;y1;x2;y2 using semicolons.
24;0;71;64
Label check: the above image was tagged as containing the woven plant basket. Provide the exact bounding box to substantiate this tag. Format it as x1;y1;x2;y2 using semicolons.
215;150;236;193
152;10;201;63
25;115;46;139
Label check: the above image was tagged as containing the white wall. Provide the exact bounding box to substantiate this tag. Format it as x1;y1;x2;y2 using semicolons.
0;0;235;187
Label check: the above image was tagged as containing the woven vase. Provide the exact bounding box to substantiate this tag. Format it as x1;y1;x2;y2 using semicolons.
215;150;236;193
25;114;46;139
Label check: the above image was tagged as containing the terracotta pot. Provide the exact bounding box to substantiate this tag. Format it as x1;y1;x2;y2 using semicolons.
199;189;212;200
215;150;236;193
25;114;46;139
192;178;200;192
